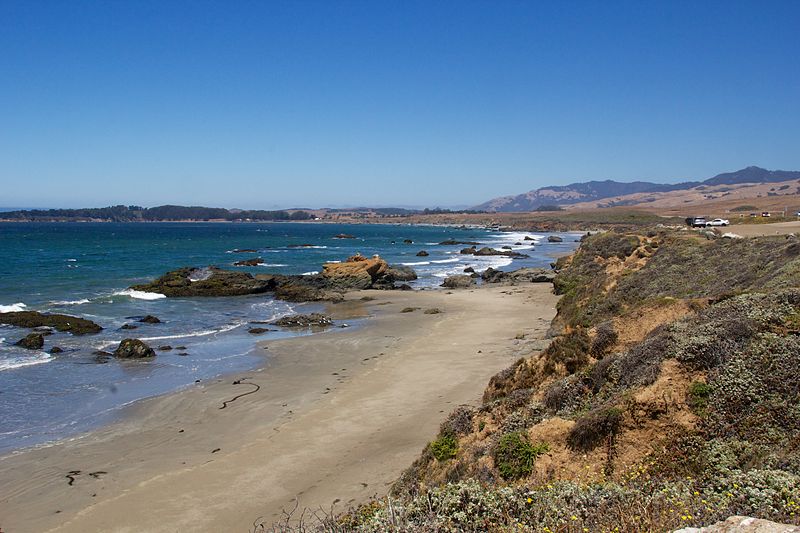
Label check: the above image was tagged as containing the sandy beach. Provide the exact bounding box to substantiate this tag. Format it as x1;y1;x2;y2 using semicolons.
0;284;558;533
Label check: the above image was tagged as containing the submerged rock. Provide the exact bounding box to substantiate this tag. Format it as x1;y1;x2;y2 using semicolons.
333;233;356;239
233;258;264;267
49;346;64;354
120;324;138;330
272;313;334;328
416;250;429;257
15;333;44;350
547;235;563;243
139;315;161;324
0;311;102;335
248;327;271;335
113;339;156;359
473;247;530;258
130;267;272;297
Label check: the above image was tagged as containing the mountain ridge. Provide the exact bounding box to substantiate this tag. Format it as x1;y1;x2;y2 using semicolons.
474;166;800;212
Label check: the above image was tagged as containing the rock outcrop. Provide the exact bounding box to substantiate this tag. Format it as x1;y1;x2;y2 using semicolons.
130;267;272;297
674;516;800;532
113;339;156;359
0;311;102;335
473;247;530;258
233;258;264;266
271;313;333;328
15;333;44;350
547;235;563;243
416;250;429;257
320;254;389;290
481;267;556;284
439;239;482;246
139;315;161;324
441;275;476;289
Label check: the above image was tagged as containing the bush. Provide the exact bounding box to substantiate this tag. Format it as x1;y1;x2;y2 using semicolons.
543;329;591;375
493;431;549;480
431;432;459;461
591;321;618;356
687;381;711;413
567;406;623;452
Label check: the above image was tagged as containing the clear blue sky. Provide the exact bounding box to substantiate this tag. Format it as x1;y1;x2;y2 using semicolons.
1;0;798;209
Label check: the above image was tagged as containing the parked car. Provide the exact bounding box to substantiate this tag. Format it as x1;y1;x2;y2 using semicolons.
690;217;707;227
706;218;730;227
761;212;771;217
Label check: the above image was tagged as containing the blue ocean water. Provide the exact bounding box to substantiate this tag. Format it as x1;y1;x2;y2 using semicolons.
0;222;579;452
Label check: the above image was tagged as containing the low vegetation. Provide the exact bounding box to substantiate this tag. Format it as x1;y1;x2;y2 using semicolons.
266;230;800;532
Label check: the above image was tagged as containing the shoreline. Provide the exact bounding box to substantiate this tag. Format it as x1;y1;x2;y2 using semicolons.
0;283;559;533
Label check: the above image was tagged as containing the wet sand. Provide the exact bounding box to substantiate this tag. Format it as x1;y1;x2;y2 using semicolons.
0;284;558;533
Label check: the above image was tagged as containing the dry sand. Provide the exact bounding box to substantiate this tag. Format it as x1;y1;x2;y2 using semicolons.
0;284;558;533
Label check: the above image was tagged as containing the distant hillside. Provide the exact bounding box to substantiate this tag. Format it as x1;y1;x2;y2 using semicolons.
474;166;800;212
0;205;314;222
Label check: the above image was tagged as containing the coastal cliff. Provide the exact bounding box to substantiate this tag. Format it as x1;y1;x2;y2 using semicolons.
331;229;800;532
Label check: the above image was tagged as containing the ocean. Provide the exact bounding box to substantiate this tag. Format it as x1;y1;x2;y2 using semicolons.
0;222;579;453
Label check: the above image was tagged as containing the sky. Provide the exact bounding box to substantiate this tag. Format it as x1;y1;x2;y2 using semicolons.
1;0;799;209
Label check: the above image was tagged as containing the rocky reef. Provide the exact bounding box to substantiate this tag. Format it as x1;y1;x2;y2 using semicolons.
0;311;103;335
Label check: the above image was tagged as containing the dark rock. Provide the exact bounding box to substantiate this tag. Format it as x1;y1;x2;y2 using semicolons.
333;234;356;239
440;275;477;289
113;339;156;359
473;247;529;258
515;242;522;245
233;258;264;267
120;324;138;330
178;352;189;356
231;248;258;253
423;308;441;314
463;267;475;273
403;239;413;244
139;315;161;324
33;326;54;334
460;247;477;255
158;345;173;351
439;240;482;246
131;267;272;297
416;250;429;257
397;284;413;291
0;311;102;335
383;265;418;282
175;346;187;350
547;235;563;243
15;333;44;350
482;267;556;284
248;327;270;335
272;313;334;328
501;246;512;250
50;346;64;354
401;307;417;313
93;350;112;357
523;236;535;241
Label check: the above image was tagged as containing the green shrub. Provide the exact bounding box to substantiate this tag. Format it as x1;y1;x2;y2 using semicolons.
493;431;549;480
687;380;712;413
431;432;458;461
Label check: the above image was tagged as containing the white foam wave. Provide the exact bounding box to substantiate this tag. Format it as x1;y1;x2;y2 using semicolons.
401;261;430;266
0;352;53;371
113;289;167;301
106;322;245;345
66;258;77;262
302;271;319;276
50;298;91;306
257;263;288;267
431;258;460;264
0;303;27;313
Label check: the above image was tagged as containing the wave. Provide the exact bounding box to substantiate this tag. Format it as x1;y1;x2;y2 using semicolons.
0;352;53;371
49;298;91;306
136;322;244;342
431;258;461;264
66;258;77;262
256;263;288;267
113;289;167;301
0;303;27;313
301;271;319;276
401;261;430;266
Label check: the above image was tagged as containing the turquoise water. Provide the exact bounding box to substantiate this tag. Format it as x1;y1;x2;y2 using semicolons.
0;222;579;452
